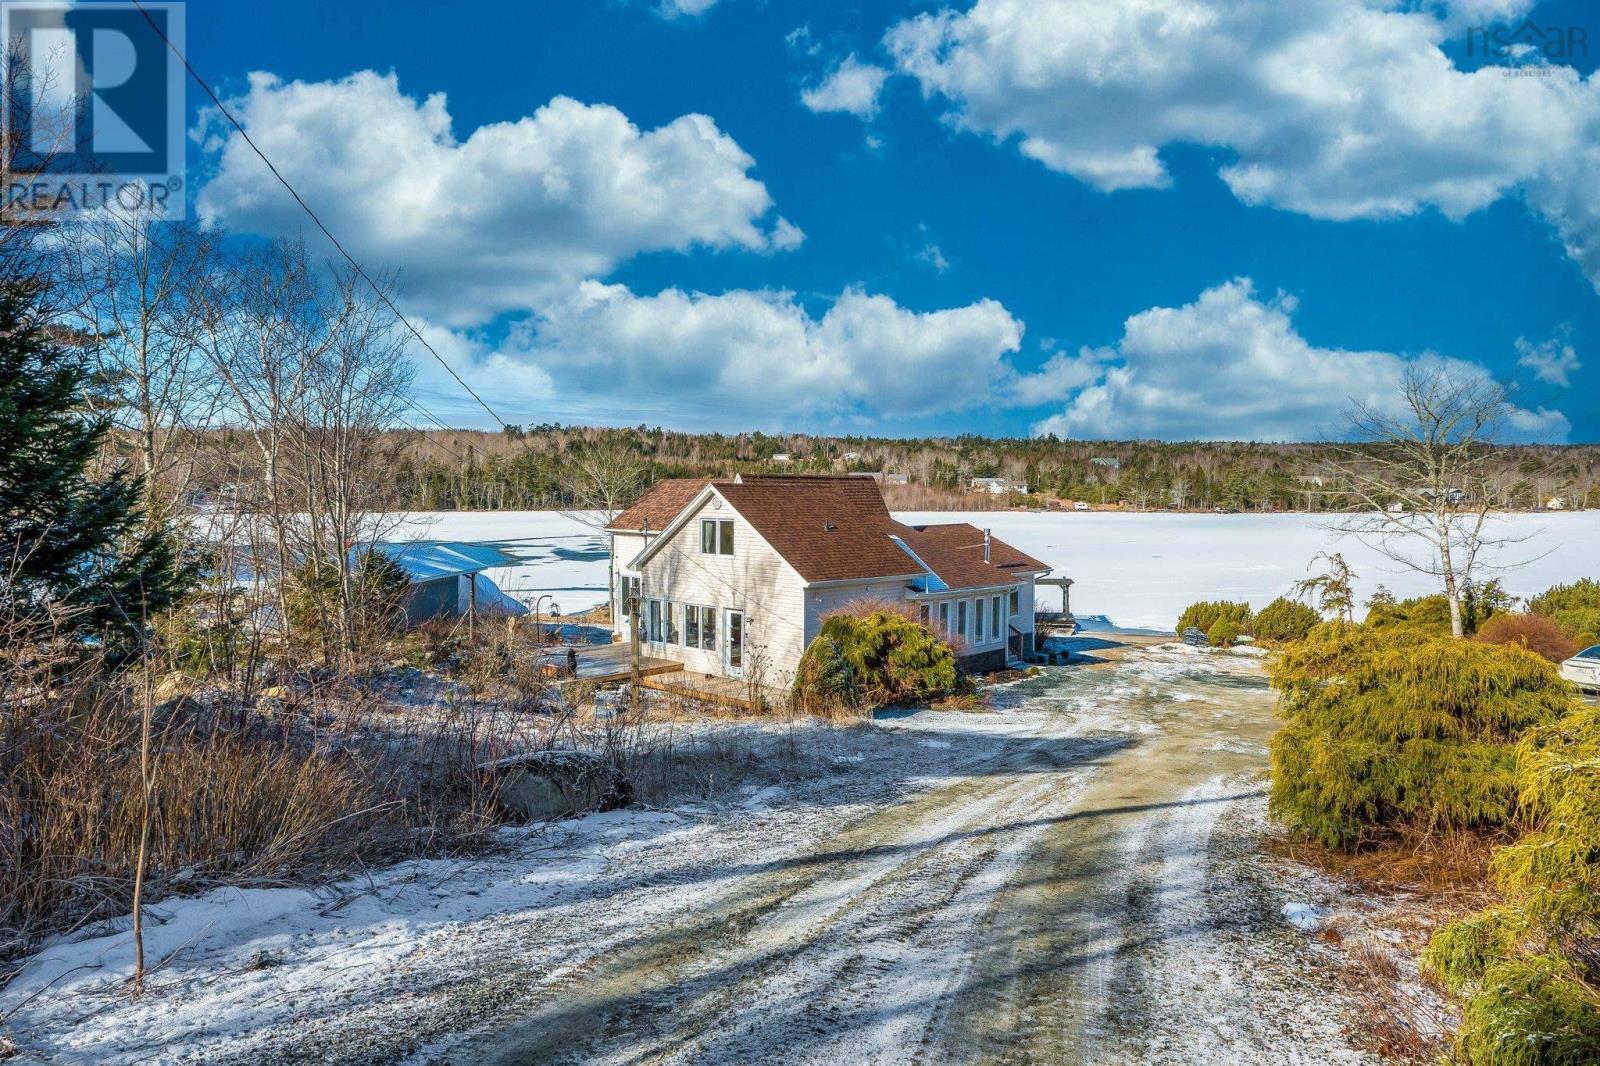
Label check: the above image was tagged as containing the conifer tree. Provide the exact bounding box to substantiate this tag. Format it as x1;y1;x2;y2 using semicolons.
0;280;185;645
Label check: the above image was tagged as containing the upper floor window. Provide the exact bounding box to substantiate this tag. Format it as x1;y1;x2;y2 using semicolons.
700;518;735;555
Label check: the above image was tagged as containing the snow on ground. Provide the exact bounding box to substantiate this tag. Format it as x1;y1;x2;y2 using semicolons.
377;509;1599;630
0;643;1424;1065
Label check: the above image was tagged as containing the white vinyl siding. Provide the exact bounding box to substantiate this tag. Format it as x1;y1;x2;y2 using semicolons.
634;491;807;680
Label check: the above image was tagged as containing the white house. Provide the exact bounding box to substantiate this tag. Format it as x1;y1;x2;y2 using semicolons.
606;475;1050;682
970;477;1028;495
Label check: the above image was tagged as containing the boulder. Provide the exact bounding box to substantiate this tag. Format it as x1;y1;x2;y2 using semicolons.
483;749;632;822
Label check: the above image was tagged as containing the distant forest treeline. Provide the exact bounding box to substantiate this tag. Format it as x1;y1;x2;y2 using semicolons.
182;425;1600;513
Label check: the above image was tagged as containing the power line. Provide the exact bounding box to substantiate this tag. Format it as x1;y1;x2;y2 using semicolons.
131;0;512;433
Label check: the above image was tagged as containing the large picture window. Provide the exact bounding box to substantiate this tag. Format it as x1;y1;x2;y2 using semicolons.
647;599;662;642
695;605;718;650
992;596;1003;638
685;605;700;647
957;600;968;640
938;601;950;635
974;598;985;641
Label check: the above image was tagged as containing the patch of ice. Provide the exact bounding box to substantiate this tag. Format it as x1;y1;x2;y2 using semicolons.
1281;901;1329;932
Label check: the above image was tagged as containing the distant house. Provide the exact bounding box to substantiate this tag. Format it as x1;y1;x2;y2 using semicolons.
883;472;910;485
1547;496;1569;511
606;475;1051;679
771;452;793;463
1089;457;1121;471
841;451;862;462
971;477;1028;495
373;542;524;625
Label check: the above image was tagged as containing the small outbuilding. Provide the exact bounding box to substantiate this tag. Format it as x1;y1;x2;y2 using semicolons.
372;542;525;625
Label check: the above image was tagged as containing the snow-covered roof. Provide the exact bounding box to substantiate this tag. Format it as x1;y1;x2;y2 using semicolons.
372;542;513;583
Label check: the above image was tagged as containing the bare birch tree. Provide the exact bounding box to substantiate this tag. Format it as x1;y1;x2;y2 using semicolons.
1315;366;1530;638
558;436;646;530
62;213;222;521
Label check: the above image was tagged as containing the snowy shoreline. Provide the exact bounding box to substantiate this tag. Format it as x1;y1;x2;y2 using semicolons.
381;509;1600;631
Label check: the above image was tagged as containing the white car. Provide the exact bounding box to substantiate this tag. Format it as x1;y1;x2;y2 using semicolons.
1561;645;1600;692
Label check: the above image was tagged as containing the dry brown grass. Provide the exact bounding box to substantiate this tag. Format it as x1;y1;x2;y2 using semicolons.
1269;826;1500;900
1266;826;1487;1062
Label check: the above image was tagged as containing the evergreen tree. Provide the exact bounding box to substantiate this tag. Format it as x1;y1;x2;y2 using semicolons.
0;281;186;646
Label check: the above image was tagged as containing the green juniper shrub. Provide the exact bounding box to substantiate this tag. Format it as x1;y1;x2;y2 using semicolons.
1206;617;1242;648
1268;624;1570;851
1424;701;1600;1064
794;610;961;711
1363;584;1508;638
1528;579;1600;646
1176;600;1253;639
1253;597;1320;645
1422;906;1523;993
1364;593;1455;635
1453;957;1600;1066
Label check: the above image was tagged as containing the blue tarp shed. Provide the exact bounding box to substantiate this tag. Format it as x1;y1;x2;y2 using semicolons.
370;542;526;623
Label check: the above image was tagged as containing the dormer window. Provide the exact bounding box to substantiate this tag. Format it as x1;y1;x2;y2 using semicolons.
700;518;734;556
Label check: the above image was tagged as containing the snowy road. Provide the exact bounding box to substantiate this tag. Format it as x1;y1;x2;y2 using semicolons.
4;644;1373;1064
445;644;1369;1066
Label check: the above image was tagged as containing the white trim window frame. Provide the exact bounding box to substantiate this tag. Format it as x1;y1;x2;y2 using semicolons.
992;595;1003;639
697;604;718;650
647;598;663;642
957;600;968;641
974;597;985;641
699;519;735;556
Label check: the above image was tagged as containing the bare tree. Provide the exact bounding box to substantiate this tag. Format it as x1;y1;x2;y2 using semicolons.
198;242;414;668
62;212;223;522
1316;366;1531;638
289;267;414;664
558;436;646;530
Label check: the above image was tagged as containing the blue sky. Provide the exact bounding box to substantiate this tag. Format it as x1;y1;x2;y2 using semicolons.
178;0;1599;441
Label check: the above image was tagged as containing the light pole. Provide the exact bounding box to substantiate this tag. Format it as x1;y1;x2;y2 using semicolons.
532;594;560;646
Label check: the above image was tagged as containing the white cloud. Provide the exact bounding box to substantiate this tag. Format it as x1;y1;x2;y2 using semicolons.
197;71;795;326
885;0;1600;287
802;55;891;119
1516;334;1581;386
484;283;1029;425
659;0;719;18
1030;279;1569;442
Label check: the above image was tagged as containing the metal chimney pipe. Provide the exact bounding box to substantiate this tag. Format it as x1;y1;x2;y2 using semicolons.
983;528;991;563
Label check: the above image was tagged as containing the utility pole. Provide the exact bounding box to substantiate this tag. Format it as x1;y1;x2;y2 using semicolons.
631;520;647;686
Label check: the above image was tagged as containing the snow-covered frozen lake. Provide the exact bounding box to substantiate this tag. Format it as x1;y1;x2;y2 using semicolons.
386;509;1600;631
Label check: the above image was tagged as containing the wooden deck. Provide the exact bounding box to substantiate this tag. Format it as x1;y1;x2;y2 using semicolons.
540;643;683;685
639;670;787;713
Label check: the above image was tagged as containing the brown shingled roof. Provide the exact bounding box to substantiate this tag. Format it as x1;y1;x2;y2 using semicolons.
714;476;917;583
606;478;713;532
627;475;1049;589
903;522;1050;576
